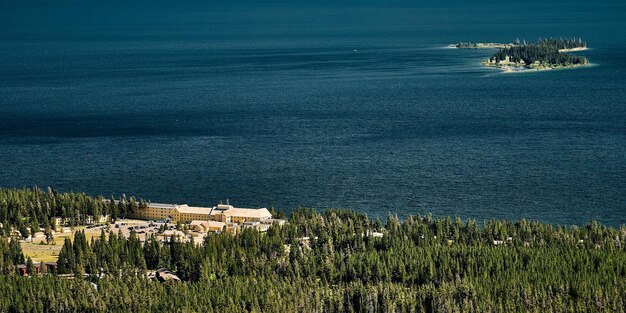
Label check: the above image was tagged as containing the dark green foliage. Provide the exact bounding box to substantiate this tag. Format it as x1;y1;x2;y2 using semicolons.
490;46;588;66
536;37;586;50
56;237;75;274
489;38;589;66
0;188;625;312
0;187;144;232
26;257;34;276
0;238;24;276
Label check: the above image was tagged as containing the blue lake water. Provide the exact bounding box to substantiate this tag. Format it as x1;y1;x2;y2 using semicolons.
1;0;625;225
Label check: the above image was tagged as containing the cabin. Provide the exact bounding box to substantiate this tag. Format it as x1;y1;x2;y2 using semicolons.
45;262;58;274
16;262;44;276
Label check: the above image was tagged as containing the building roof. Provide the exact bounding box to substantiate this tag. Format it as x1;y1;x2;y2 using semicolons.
215;204;234;211
155;268;181;282
148;203;185;209
190;220;226;229
175;206;212;214
162;230;186;237
205;221;226;227
226;223;240;229
157;202;274;219
222;207;272;219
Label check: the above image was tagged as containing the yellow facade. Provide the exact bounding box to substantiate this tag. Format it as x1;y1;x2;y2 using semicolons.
172;211;212;223
136;203;273;229
134;203;179;221
135;207;168;220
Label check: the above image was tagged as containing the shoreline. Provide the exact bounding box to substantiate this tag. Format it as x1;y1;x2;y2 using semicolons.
453;42;516;49
484;62;592;73
558;47;589;52
454;43;588;52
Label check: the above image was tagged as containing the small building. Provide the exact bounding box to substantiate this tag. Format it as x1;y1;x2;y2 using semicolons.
241;221;270;232
205;221;227;232
17;262;43;276
161;230;187;242
96;214;111;224
189;220;226;233
85;215;109;225
45;262;57;274
51;217;64;229
51;216;80;228
32;262;42;275
17;264;27;276
367;231;384;238
189;220;207;231
261;219;287;227
225;223;240;235
155;268;180;283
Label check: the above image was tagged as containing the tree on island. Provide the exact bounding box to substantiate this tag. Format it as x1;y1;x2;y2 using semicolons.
487;38;589;67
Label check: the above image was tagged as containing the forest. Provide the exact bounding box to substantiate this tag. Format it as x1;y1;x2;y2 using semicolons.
0;187;143;238
487;38;589;67
535;38;586;50
1;188;625;312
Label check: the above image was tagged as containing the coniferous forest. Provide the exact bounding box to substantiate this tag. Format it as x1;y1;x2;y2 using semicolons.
0;187;143;237
487;38;589;67
1;188;625;312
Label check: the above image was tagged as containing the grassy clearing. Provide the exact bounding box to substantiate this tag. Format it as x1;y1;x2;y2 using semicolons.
20;219;149;262
21;224;111;262
21;243;62;262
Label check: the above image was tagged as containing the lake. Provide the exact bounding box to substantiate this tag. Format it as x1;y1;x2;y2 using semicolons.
1;0;625;225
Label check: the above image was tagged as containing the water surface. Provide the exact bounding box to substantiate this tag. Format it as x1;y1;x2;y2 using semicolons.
1;0;625;225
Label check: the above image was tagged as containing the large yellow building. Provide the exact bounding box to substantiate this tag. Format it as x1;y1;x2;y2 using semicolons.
135;203;183;221
170;204;272;224
134;202;274;228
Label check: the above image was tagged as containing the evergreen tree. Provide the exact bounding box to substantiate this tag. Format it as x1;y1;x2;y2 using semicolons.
57;237;75;274
26;257;34;276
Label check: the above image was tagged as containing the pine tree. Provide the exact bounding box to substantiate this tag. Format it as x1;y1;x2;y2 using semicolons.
31;216;40;234
57;237;75;274
26;257;34;276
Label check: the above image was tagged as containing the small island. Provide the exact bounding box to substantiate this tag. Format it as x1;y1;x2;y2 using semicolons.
455;38;590;71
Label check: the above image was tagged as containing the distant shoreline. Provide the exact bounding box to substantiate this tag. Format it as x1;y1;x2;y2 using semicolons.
482;58;590;72
486;62;590;73
452;43;590;52
452;42;517;49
